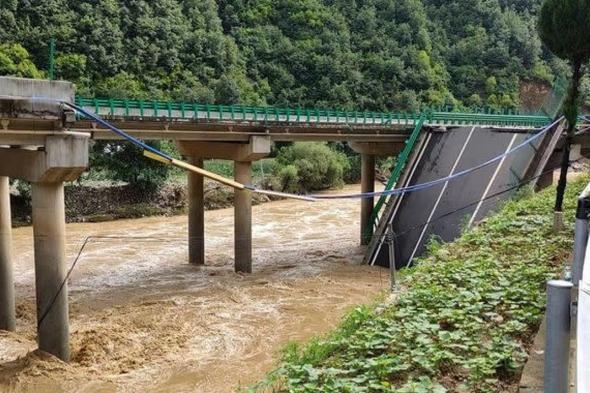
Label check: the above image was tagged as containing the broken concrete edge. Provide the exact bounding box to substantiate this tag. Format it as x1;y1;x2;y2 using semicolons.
0;77;74;121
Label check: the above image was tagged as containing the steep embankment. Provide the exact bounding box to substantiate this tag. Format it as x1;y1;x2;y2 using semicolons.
255;177;585;392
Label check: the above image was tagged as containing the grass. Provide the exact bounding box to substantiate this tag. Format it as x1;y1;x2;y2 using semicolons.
251;176;586;393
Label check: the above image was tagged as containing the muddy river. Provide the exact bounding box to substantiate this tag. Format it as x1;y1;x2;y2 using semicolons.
0;184;387;392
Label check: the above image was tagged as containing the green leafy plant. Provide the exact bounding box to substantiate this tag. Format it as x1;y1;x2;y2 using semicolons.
275;142;350;192
253;175;586;392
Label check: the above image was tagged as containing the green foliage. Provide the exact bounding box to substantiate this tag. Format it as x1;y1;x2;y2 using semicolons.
0;0;567;110
254;176;587;392
91;140;176;191
538;0;590;212
538;0;590;64
275;142;350;192
538;0;590;124
0;43;43;78
277;165;300;194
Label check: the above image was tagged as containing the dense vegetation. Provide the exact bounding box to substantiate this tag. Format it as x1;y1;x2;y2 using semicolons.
0;0;576;191
0;0;570;111
253;176;583;392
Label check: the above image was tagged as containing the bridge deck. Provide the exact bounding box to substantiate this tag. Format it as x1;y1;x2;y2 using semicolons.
1;96;553;145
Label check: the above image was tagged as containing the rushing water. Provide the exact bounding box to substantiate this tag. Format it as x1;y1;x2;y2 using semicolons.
0;184;387;392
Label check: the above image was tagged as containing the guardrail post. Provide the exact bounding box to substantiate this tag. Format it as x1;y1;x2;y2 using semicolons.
578;280;590;392
573;195;590;285
544;280;573;393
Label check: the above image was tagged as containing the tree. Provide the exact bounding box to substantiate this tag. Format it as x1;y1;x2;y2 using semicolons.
538;0;590;230
0;43;43;78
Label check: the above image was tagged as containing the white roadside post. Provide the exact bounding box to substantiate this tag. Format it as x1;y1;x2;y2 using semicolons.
576;187;590;392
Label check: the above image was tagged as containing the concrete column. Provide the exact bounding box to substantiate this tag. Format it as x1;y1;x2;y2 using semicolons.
360;154;376;245
31;182;69;361
234;161;252;273
0;176;15;331
188;157;205;265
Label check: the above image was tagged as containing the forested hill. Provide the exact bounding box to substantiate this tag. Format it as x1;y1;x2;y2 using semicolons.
0;0;570;111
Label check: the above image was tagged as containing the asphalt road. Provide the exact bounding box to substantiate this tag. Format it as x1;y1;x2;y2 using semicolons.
370;126;541;268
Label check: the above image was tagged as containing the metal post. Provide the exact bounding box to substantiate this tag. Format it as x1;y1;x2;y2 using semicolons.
48;38;56;81
573;196;590;285
544;280;573;393
387;223;396;291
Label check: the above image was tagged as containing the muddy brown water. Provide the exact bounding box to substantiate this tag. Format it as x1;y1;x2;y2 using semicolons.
0;184;387;392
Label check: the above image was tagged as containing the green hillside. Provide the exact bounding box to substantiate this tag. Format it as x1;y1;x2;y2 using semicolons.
0;0;568;111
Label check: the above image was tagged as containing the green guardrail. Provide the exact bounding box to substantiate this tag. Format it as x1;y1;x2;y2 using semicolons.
362;115;426;243
74;97;555;128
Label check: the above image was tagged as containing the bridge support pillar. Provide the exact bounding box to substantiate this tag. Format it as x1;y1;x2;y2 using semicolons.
32;181;69;361
350;142;403;246
360;154;376;245
177;136;271;273
188;157;205;265
0;176;15;331
0;134;88;362
234;161;252;273
0;77;88;362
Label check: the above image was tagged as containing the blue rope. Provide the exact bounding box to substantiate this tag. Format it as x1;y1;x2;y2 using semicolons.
63;102;173;160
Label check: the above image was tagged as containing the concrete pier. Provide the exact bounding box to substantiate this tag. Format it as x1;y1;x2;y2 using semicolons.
188;157;205;265
0;176;15;331
350;142;403;246
32;182;69;361
234;161;252;273
177;137;270;273
360;154;376;245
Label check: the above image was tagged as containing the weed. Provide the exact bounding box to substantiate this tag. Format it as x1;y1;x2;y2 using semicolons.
253;176;587;392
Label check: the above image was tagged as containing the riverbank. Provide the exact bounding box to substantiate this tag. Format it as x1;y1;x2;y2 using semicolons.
253;177;585;392
0;184;387;393
9;179;275;226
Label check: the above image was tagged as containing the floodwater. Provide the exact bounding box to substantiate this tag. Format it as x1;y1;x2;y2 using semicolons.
0;184;387;392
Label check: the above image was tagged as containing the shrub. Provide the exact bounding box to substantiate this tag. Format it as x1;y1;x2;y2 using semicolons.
90;140;174;192
275;142;350;192
277;165;300;193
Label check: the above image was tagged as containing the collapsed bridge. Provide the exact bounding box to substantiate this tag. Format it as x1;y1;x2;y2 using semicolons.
0;76;584;362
